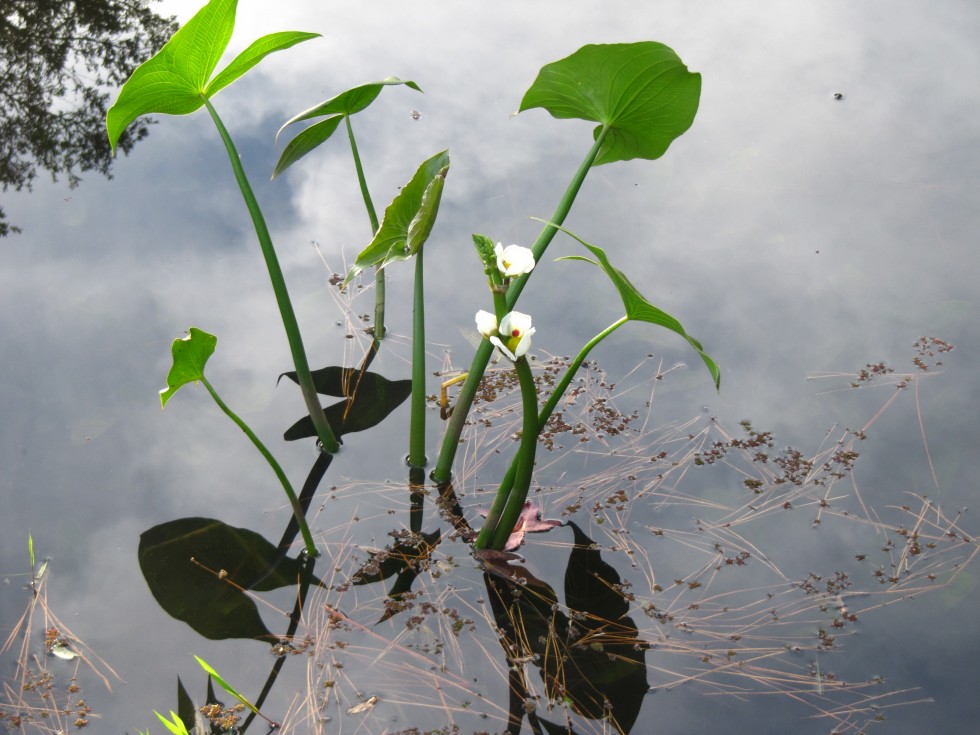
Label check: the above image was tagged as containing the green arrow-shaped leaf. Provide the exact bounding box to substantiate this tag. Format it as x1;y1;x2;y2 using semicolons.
555;225;720;389
106;0;319;152
519;42;701;166
344;150;450;285
273;77;422;178
160;328;217;407
206;30;319;98
272;115;345;179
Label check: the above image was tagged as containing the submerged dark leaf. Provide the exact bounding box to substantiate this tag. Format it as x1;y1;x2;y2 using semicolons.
283;370;411;441
485;523;647;732
280;365;394;398
565;521;629;622
175;677;196;735
139;517;318;641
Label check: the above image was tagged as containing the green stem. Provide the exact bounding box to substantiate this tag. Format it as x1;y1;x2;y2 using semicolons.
346;116;379;233
431;126;609;484
486;317;629;520
200;376;317;557
492;289;507;323
538;316;628;428
409;248;427;468
204;98;340;454
475;356;538;550
345;115;386;342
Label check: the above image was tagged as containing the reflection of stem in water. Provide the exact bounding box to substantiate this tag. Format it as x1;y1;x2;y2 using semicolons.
435;481;474;540
240;551;318;733
409;465;426;535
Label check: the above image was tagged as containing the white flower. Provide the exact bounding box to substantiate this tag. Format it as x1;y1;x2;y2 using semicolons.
494;243;535;278
475;309;498;338
489;311;535;361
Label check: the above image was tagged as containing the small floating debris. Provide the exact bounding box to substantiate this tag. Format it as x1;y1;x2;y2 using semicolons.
347;696;379;715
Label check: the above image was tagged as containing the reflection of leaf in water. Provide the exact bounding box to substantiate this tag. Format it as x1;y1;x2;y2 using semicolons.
351;529;442;585
175;677;197;735
565;520;629;623
349;529;442;624
486;522;648;733
139;517;318;641
281;367;411;441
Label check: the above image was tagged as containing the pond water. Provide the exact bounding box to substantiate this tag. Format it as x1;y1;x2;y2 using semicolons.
2;1;979;733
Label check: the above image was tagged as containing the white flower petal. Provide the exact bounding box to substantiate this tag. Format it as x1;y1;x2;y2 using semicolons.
490;312;535;361
495;243;535;278
475;309;498;338
499;311;533;339
513;327;535;358
489;335;518;361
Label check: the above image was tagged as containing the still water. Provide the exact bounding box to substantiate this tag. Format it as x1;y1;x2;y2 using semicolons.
2;1;979;733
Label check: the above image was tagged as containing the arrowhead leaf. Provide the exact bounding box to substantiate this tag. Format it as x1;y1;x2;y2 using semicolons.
555;225;720;389
106;0;319;152
284;77;423;126
205;31;321;99
274;78;422;177
160;328;217;407
344;150;450;285
272;115;344;178
519;42;701;166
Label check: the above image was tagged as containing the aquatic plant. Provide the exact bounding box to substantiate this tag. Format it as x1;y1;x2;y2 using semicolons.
106;0;716;560
91;1;976;732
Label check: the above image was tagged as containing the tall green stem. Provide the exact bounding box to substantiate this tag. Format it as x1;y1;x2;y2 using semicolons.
345;115;386;341
409;248;427;468
200;376;317;556
484;317;629;517
538;316;627;428
431;126;609;484
346;116;379;233
474;356;538;550
204;98;340;454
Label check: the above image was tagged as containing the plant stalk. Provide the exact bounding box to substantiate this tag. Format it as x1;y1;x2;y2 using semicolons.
203;98;340;454
345;115;386;342
431;126;609;484
483;316;629;517
476;356;539;549
409;247;427;468
200;376;317;557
